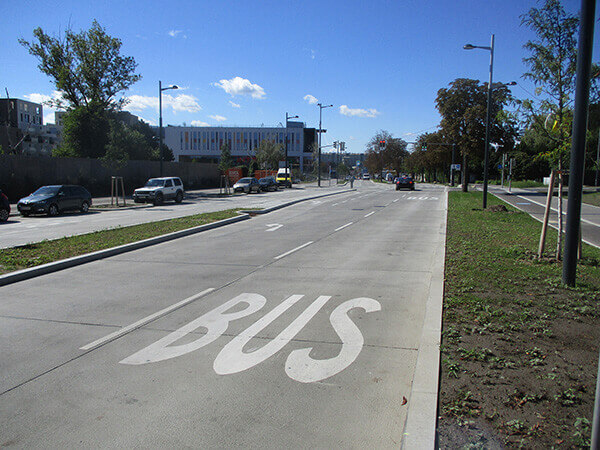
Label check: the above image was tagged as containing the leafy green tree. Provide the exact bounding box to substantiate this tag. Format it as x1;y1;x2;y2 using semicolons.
20;20;141;160
53;104;110;158
218;142;232;173
19;20;141;111
436;78;516;191
519;0;599;257
255;139;283;171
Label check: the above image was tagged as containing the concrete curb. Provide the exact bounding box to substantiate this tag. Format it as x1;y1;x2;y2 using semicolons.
0;188;354;287
402;188;447;449
0;214;250;287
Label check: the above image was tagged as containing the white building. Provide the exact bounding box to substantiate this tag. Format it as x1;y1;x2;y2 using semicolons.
163;121;317;172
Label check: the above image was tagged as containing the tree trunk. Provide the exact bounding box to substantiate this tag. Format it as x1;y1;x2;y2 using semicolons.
556;164;563;260
462;153;469;192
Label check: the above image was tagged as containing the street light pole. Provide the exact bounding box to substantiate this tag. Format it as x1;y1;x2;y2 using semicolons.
464;34;495;209
285;112;298;188
317;103;333;187
158;81;179;177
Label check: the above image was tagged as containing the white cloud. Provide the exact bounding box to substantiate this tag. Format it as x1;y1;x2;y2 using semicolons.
210;115;227;122
303;94;318;105
124;94;201;113
310;49;316;60
229;100;241;108
339;105;380;118
191;120;210;127
168;30;182;37
213;76;266;99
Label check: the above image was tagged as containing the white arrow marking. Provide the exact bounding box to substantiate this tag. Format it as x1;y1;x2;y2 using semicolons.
265;223;283;232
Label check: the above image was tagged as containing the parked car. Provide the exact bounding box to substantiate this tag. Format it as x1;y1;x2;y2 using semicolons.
396;176;415;191
17;185;92;216
362;173;371;180
133;177;184;205
0;189;10;222
233;177;260;194
258;176;278;192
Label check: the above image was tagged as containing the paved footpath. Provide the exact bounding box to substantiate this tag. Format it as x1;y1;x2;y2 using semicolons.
487;185;600;248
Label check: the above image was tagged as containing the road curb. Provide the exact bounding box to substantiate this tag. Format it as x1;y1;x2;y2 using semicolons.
0;214;250;287
0;188;355;287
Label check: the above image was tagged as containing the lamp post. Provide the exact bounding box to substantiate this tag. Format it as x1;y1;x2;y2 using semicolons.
285;113;299;188
159;81;179;176
464;35;494;209
317;103;333;187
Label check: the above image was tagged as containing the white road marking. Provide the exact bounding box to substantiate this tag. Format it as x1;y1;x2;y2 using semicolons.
364;212;375;217
513;194;599;227
81;288;215;351
265;223;283;232
393;199;399;203
274;241;314;260
334;222;353;232
332;203;339;206
516;202;531;205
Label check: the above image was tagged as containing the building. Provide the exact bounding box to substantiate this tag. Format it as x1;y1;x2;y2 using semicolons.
0;98;56;155
163;121;318;172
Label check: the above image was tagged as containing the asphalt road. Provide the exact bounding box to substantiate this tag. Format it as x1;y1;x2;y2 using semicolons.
0;183;348;249
0;181;447;448
488;185;600;248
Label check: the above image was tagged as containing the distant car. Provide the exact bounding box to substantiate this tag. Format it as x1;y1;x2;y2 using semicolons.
258;176;278;192
17;185;92;216
362;173;370;180
133;177;184;206
276;169;292;188
0;189;10;222
233;177;260;194
396;176;415;191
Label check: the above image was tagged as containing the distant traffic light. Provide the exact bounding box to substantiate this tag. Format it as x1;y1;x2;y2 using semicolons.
379;140;386;149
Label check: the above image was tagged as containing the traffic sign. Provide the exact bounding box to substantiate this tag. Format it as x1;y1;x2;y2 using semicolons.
451;164;461;170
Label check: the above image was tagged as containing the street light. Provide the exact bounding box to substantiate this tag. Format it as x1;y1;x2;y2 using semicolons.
464;34;494;209
159;81;179;176
285;113;299;187
317;103;333;187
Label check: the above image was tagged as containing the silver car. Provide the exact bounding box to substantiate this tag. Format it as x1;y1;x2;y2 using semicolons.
233;177;260;194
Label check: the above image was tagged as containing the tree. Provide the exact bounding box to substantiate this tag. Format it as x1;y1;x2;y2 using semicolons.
20;20;141;160
436;78;516;191
218;142;232;173
19;20;141;111
255;140;283;171
520;0;600;258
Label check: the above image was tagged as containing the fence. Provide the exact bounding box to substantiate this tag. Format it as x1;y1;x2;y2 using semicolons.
0;154;220;199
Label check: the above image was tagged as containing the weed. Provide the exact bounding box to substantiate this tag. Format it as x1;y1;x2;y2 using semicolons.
458;347;494;362
554;388;582;407
443;358;461;378
572;417;591;447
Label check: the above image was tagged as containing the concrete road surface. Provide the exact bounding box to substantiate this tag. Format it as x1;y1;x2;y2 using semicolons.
0;181;446;448
0;184;348;249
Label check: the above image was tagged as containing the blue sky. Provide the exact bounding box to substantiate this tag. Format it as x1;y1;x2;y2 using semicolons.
2;0;598;154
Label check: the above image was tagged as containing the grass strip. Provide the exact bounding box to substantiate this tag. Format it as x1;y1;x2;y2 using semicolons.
438;191;600;448
0;209;242;275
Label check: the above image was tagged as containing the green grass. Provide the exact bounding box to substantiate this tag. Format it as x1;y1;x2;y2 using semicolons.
582;191;600;207
488;179;546;188
439;191;600;447
0;209;242;275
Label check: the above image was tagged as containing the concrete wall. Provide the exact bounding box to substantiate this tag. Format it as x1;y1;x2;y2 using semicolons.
0;155;220;200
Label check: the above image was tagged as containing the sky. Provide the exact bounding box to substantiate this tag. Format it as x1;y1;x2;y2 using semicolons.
1;0;598;154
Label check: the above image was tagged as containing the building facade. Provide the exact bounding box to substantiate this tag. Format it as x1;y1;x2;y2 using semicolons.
0;98;54;154
164;121;318;172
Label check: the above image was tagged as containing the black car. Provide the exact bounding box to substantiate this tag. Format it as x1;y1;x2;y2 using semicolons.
258;176;278;192
395;176;415;191
17;185;92;216
0;189;10;222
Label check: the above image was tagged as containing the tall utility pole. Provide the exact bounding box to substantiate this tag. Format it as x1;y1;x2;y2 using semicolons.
464;34;495;209
563;0;595;288
159;81;178;177
595;129;600;187
317;103;333;187
285;112;298;187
